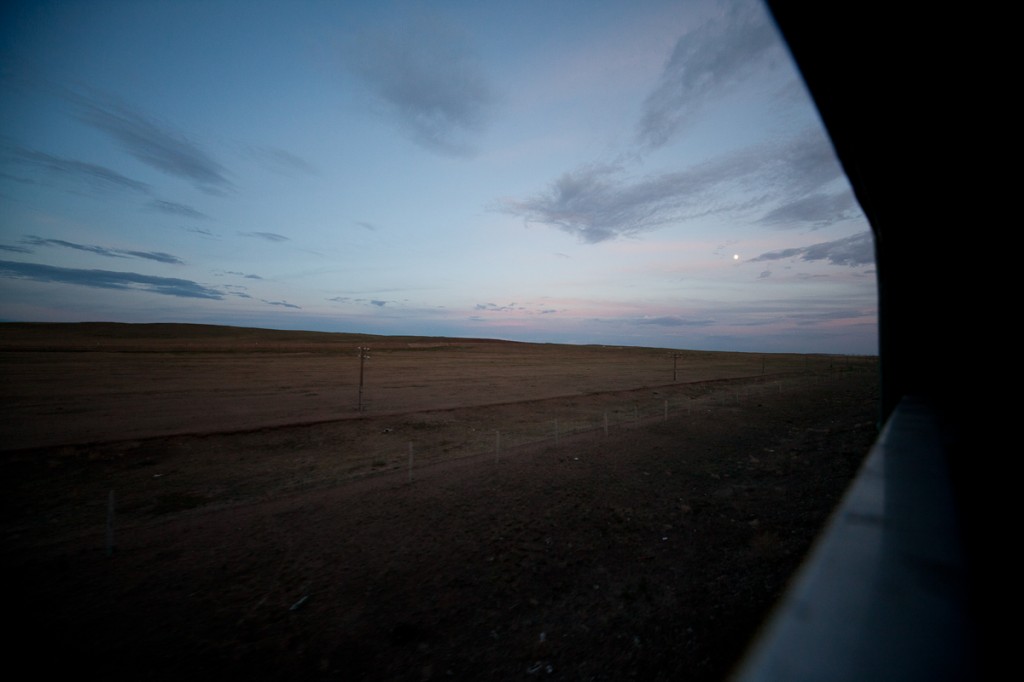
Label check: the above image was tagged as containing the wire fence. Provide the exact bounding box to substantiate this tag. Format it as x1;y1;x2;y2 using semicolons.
84;365;874;553
355;366;873;483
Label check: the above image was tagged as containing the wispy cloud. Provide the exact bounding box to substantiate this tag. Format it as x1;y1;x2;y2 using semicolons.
636;316;715;327
248;146;318;176
239;231;289;242
349;12;495;155
221;284;252;299
636;1;783;150
0;260;222;299
757;191;859;228
72;92;231;194
261;299;301;309
3;145;150;194
148;199;209;220
789;309;871;326
184;226;218;239
21;236;184;264
475;302;521;312
749;231;874;267
1;244;33;253
503;131;846;243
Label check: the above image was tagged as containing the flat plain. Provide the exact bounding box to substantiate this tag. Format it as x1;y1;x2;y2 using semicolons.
2;322;880;681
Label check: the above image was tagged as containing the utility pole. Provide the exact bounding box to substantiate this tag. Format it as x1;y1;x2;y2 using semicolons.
357;346;370;411
673;353;682;382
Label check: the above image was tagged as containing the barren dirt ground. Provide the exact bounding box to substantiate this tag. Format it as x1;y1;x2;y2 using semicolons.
2;324;880;681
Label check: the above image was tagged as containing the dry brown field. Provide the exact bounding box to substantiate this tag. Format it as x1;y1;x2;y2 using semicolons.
2;322;879;681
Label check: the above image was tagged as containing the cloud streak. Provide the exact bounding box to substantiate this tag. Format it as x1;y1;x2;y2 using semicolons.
3;146;150;194
350;13;494;155
636;1;783;149
0;260;222;299
757;192;860;227
261;299;301;309
22;236;185;264
148;199;209;220
636;316;715;327
72;92;231;194
239;231;289;242
749;231;874;267
475;302;521;312
248;146;318;176
503;131;848;242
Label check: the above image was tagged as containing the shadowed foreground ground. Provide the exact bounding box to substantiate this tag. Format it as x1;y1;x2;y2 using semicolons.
5;365;877;681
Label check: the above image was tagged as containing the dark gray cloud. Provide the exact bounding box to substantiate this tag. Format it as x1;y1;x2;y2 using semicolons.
148;199;209;220
72;92;231;194
261;299;301;309
239;231;289;242
1;244;32;253
0;259;222;299
504;131;844;243
21;236;184;264
370;300;387;307
800;232;874;266
224;271;263;280
3;145;149;194
350;14;494;155
636;1;783;149
749;231;874;267
750;245;803;261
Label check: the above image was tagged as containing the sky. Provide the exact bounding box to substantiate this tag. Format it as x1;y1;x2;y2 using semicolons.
0;0;877;354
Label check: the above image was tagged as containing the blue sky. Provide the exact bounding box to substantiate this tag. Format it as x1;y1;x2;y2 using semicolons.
0;0;877;354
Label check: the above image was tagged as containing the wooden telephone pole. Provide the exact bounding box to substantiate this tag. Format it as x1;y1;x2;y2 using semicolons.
357;346;370;411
